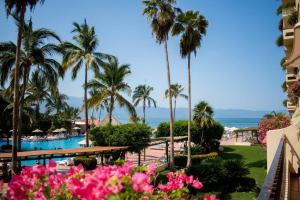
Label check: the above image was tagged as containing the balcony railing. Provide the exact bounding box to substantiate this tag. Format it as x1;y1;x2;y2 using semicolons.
258;137;285;200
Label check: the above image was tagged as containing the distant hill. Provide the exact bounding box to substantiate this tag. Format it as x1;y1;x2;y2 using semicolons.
66;96;287;120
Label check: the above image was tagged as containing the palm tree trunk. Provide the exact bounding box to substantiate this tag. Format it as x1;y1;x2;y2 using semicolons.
164;39;174;169
18;65;29;154
12;6;26;173
174;98;176;121
91;108;94;125
109;95;114;125
84;65;89;147
187;53;192;168
143;100;146;124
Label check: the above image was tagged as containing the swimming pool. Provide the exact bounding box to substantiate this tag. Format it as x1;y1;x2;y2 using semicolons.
0;136;85;165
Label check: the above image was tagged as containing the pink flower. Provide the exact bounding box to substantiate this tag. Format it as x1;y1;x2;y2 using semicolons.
203;194;219;200
132;172;153;193
192;179;203;189
147;163;155;176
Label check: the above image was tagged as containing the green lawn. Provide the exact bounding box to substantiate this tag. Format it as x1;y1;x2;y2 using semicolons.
220;145;267;200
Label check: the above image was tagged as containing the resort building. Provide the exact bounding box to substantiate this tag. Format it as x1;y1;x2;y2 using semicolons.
74;115;121;131
262;0;300;199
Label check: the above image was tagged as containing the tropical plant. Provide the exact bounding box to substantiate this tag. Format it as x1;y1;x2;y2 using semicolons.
61;19;112;147
5;161;206;200
25;70;50;126
172;10;208;167
45;89;68;115
4;0;44;172
165;83;187;120
90;123;151;165
0;19;62;152
258;112;290;146
143;0;181;168
87;57;136;124
61;106;80;121
133;84;157;123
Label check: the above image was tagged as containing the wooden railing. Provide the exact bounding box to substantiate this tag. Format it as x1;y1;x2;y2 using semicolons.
258;137;285;200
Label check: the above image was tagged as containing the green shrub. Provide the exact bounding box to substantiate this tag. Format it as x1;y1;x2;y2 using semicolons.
90;123;151;154
74;157;97;170
187;157;226;190
191;145;206;155
155;120;190;137
223;159;249;180
187;157;256;192
174;152;218;167
234;177;256;192
155;120;224;153
114;159;125;166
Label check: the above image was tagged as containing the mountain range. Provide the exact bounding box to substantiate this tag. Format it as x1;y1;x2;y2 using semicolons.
66;96;287;120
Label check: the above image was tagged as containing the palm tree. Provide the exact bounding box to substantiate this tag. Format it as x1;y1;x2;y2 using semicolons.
142;0;180;168
133;85;157;124
193;101;214;144
88;88;109;122
87;57;136;124
26;70;50;127
172;10;208;167
165;83;187;120
5;0;44;172
45;90;68;115
0;19;62;152
61;19;112;147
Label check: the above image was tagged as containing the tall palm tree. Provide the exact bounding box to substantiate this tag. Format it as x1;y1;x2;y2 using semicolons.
165;83;187;120
26;70;50;125
172;10;208;167
193;101;214;144
45;90;68;115
5;0;44;172
143;0;180;168
133;85;157;124
88;88;109;122
0;20;62;152
87;57;136;124
61;19;112;147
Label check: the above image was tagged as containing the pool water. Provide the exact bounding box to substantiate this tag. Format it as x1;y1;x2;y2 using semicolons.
0;136;84;165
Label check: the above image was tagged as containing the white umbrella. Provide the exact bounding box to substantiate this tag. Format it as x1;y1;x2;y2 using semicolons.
73;127;81;130
59;128;67;132
53;129;61;133
78;139;92;146
32;129;43;133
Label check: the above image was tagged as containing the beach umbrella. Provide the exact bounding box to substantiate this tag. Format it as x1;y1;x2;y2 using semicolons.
78;139;92;146
53;129;61;133
32;129;43;133
60;128;67;132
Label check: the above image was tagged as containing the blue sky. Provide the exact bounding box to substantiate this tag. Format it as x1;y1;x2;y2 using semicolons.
0;0;285;111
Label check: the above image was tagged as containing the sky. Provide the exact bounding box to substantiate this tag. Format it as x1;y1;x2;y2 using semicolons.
0;0;286;111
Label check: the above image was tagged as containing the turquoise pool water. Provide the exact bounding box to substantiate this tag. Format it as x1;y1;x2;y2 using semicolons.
0;136;84;165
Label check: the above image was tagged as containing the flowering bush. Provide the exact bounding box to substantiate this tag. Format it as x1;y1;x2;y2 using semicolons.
258;113;290;146
288;80;300;104
3;160;217;200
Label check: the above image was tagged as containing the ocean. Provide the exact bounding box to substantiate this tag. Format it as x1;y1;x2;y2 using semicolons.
118;117;260;129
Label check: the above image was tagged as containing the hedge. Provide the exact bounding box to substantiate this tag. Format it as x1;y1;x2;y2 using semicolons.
174;152;218;167
156;120;224;153
90;123;151;154
74;157;97;170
